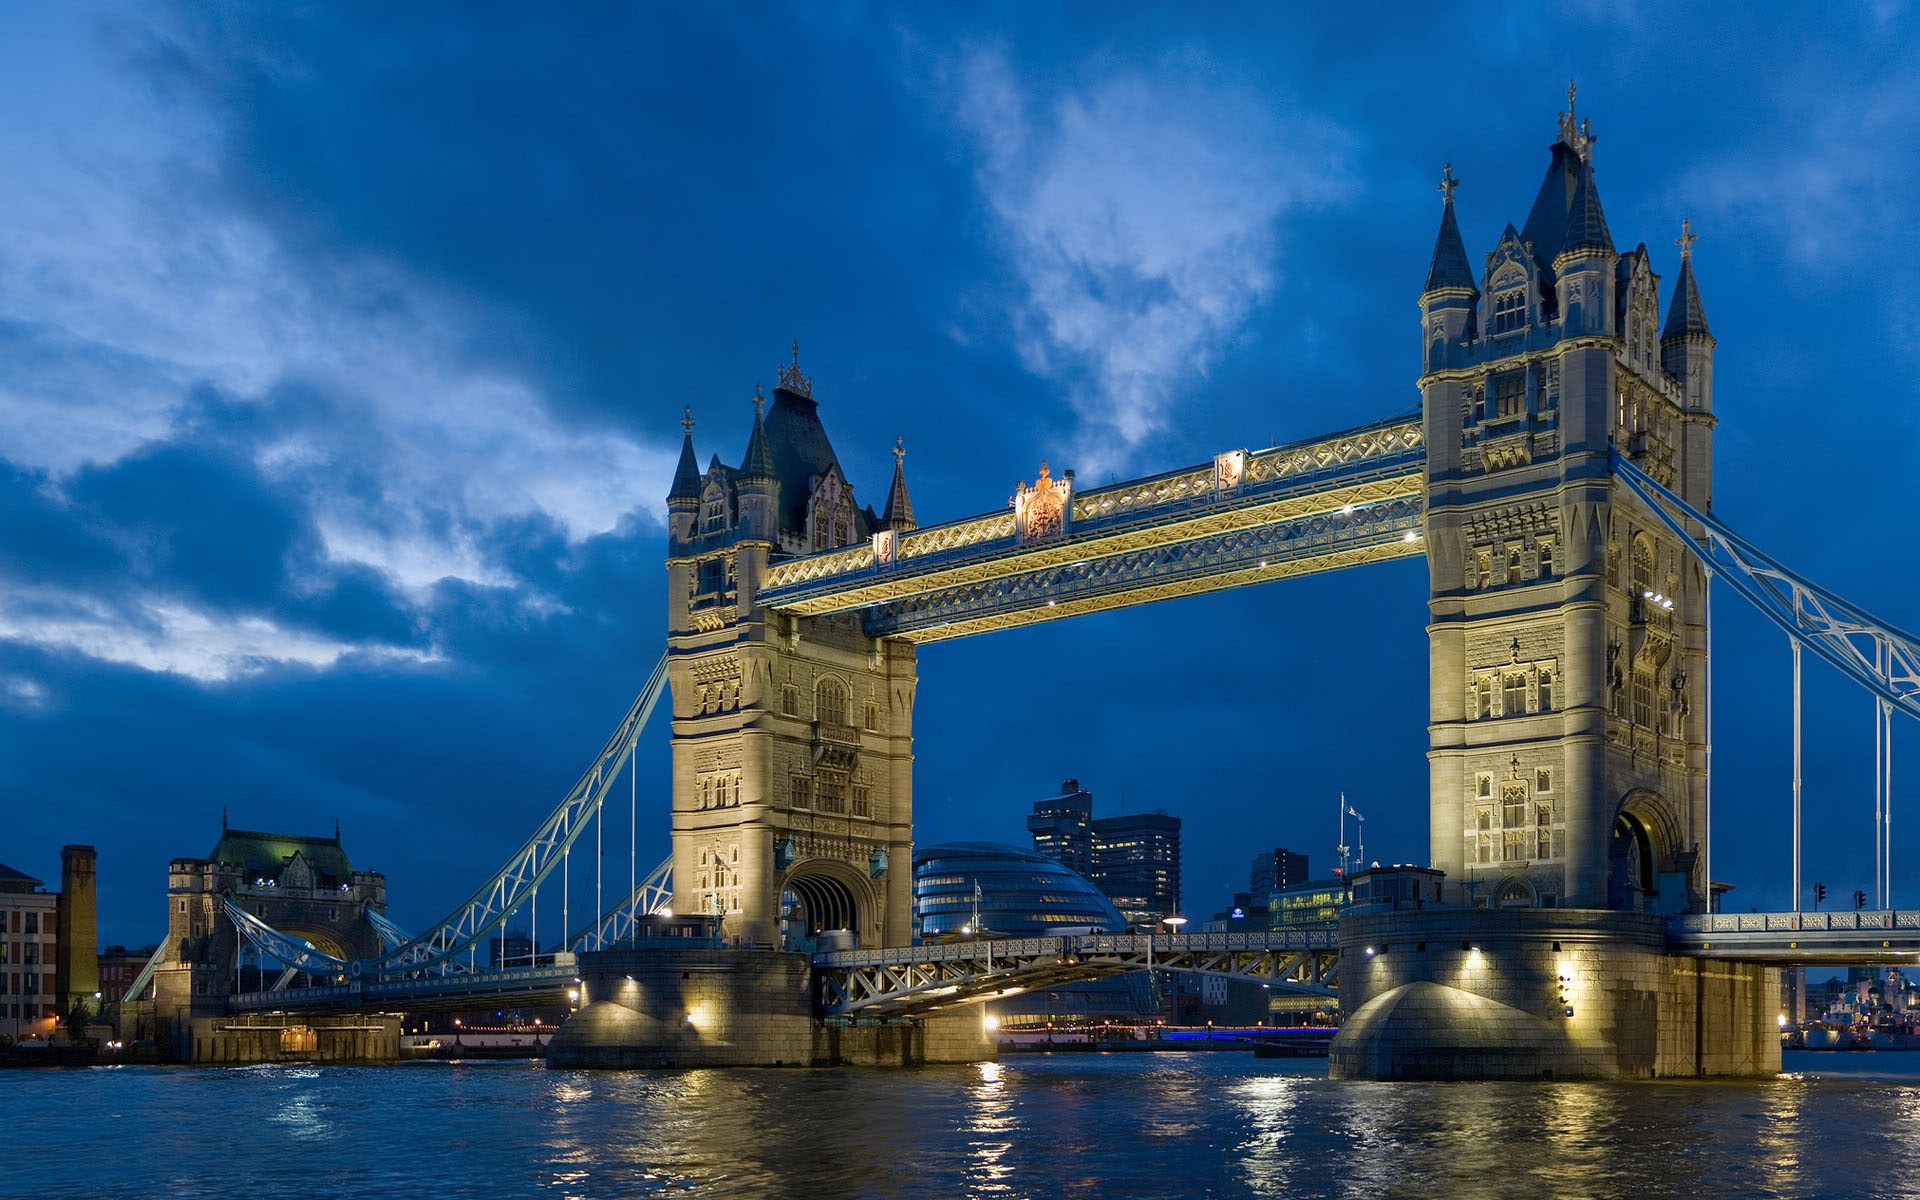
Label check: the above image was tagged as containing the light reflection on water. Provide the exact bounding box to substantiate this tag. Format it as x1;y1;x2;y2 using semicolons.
8;1053;1920;1198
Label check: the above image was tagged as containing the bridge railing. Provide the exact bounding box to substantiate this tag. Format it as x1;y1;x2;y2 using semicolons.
814;928;1338;970
1673;911;1920;934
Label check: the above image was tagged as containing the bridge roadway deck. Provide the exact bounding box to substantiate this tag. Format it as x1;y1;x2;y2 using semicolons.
811;929;1340;1019
228;962;579;1014
225;912;1914;1019
1668;910;1920;964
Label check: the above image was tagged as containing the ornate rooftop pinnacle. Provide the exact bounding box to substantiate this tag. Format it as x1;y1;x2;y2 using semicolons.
681;406;695;436
1557;79;1596;160
1438;163;1459;204
1676;217;1697;261
753;383;766;417
777;340;812;398
882;435;916;531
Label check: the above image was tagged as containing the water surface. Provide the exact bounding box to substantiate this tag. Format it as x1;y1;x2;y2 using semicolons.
7;1051;1919;1198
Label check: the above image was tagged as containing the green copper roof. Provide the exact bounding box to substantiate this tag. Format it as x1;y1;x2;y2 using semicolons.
210;827;355;883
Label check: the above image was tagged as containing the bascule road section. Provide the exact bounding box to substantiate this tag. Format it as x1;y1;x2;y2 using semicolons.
813;930;1339;1020
753;415;1425;643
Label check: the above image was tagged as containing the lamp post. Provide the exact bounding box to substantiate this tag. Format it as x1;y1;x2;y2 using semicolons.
1160;914;1187;1023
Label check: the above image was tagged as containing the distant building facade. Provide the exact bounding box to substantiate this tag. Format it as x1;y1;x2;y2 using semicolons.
1027;781;1182;926
912;843;1128;940
1026;781;1094;877
1090;812;1181;925
1250;848;1310;897
0;862;59;1040
1;845;101;1041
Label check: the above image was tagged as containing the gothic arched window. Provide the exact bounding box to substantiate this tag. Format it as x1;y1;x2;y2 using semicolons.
816;677;848;727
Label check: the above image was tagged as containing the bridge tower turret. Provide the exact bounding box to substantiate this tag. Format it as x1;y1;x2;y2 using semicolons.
664;348;917;950
1422;92;1713;915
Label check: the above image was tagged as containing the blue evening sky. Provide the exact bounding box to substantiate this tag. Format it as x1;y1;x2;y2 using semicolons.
1;3;1916;945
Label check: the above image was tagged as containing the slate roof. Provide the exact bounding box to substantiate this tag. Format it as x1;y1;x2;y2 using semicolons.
0;861;43;893
1662;253;1713;341
763;384;868;541
1558;161;1614;258
1423;195;1477;294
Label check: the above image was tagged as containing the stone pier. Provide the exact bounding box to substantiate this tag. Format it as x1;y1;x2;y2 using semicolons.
1331;909;1779;1080
546;946;994;1068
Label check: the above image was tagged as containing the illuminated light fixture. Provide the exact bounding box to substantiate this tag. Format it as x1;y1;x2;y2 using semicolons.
983;1014;1000;1030
625;974;635;981
1403;530;1419;543
1564;1008;1575;1017
1258;560;1267;568
1047;600;1057;607
1340;503;1355;515
1364;946;1376;957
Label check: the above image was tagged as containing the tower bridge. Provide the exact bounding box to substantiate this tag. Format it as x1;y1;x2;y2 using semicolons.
151;95;1920;1076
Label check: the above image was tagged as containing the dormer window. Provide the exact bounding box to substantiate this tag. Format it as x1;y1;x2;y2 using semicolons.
701;485;730;534
1492;287;1527;334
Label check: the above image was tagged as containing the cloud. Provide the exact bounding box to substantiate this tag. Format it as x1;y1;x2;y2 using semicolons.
0;8;683;681
0;586;436;683
946;48;1348;473
1674;61;1919;275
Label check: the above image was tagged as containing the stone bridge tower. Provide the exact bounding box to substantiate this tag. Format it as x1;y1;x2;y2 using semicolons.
664;348;917;949
153;820;388;1060
1420;94;1716;914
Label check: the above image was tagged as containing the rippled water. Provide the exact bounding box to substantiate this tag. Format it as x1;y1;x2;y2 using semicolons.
7;1051;1920;1198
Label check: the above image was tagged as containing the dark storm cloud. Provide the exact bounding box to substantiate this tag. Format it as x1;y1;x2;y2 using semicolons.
141;3;991;430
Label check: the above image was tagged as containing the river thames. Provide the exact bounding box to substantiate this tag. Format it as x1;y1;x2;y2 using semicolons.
6;1051;1920;1198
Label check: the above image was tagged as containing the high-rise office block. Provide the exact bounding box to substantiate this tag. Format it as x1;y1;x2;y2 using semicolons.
1026;780;1094;877
1250;847;1310;897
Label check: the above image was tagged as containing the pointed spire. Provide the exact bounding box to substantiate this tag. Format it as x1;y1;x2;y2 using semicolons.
741;385;777;479
1557;79;1596;160
882;437;916;531
1662;219;1713;341
1558;160;1614;259
1423;164;1477;295
668;406;702;502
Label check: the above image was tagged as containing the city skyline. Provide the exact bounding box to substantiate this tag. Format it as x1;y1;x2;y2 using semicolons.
2;5;1918;945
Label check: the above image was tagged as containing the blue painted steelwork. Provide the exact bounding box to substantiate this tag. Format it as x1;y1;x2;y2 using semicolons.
1613;452;1920;721
361;655;670;976
365;905;412;952
119;942;170;1006
814;929;1339;1018
221;897;354;978
565;856;674;952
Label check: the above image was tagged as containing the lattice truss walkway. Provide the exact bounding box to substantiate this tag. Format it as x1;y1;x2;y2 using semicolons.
757;414;1427;640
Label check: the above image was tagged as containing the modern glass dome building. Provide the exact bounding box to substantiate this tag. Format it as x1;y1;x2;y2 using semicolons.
912;842;1129;940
